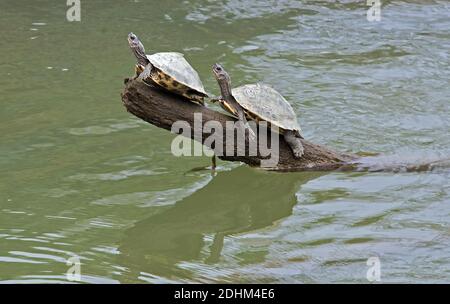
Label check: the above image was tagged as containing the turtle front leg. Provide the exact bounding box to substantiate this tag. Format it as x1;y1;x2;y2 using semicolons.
236;105;257;143
134;64;145;79
210;97;240;118
284;130;304;159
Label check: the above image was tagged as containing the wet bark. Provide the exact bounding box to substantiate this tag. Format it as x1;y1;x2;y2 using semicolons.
121;78;359;171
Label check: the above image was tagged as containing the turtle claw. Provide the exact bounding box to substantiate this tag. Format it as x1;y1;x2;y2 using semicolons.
293;146;305;159
284;130;305;159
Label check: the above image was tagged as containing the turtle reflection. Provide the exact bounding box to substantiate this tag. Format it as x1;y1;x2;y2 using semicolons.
118;167;326;281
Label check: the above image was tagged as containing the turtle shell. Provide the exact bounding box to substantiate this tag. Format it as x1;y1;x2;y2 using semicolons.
147;52;207;95
231;83;302;133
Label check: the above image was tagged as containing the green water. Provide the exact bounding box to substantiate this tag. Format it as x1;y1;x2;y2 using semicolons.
1;0;449;283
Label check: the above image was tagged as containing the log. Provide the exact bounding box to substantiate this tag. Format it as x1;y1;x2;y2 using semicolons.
121;78;358;171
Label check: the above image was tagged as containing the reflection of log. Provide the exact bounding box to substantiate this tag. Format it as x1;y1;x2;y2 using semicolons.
118;166;326;280
121;78;357;171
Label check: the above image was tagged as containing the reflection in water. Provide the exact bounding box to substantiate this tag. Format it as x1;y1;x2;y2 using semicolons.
119;167;326;281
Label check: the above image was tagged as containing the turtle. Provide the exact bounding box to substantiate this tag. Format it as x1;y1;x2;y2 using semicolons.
212;63;305;159
127;33;208;104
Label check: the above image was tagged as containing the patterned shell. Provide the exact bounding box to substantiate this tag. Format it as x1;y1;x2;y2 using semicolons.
147;52;207;95
232;83;301;132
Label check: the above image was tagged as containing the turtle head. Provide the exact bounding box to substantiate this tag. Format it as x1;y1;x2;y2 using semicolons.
212;63;230;82
212;63;232;97
128;32;149;67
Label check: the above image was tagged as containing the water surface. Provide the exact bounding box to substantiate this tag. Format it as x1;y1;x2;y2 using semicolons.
0;0;449;283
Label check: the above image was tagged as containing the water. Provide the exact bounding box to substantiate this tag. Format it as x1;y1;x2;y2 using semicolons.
0;0;449;283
